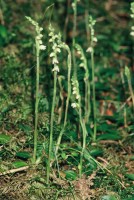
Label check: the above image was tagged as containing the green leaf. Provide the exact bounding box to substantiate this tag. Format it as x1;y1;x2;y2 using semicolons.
0;25;8;46
71;151;79;157
125;174;134;181
12;161;27;168
97;133;122;141
101;194;118;200
90;149;103;157
18;124;32;133
16;151;31;160
65;170;77;180
125;66;131;81
0;25;8;38
0;134;11;144
61;152;68;159
83;150;97;169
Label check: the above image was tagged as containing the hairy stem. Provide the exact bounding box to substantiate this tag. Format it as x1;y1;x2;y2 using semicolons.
33;39;40;162
55;46;72;154
47;70;57;184
78;98;87;177
72;0;77;79
91;48;97;142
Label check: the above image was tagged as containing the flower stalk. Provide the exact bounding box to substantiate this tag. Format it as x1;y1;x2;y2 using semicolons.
25;16;46;163
47;25;61;184
71;77;87;177
75;44;91;123
55;44;72;155
87;16;97;142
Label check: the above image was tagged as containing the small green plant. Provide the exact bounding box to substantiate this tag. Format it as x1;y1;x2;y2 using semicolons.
25;16;46;163
71;77;87;177
75;44;91;123
47;24;61;184
87;16;97;142
55;43;72;155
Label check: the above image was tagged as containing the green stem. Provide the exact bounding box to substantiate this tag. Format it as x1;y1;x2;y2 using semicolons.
84;74;90;123
85;8;90;43
78;98;87;177
55;46;71;154
128;79;134;110
91;48;97;142
47;70;57;184
33;39;40;162
72;0;77;79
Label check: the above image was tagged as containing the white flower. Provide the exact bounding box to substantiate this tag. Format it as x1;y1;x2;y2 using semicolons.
55;48;61;53
71;103;77;108
76;94;80;99
130;32;134;37
72;3;75;9
79;63;84;67
72;90;77;94
86;47;93;53
39;45;46;50
49;38;53;42
130;14;134;18
52;57;59;64
40;27;43;31
77;51;81;55
93;37;97;42
39;40;43;44
52;65;59;72
50;52;55;57
36;35;41;40
39;34;43;38
131;26;134;31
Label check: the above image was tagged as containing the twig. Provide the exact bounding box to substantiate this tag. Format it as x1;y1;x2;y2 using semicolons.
0;166;29;176
117;96;132;112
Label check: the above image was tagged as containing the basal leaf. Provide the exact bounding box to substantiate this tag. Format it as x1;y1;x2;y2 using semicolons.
97;133;122;141
12;161;27;168
65;170;77;180
16;151;31;160
101;194;118;200
0;134;11;144
125;174;134;181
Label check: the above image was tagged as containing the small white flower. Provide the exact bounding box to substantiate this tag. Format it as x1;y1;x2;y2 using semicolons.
39;45;46;50
86;47;93;53
79;63;84;67
55;48;61;53
76;95;80;99
49;38;53;42
130;31;134;36
130;14;134;18
72;3;75;9
50;52;55;57
77;51;81;55
52;65;59;72
39;40;43;44
73;87;77;91
49;32;53;37
131;26;134;31
36;35;41;40
52;57;59;64
72;90;77;94
39;34;43;38
40;27;43;31
52;44;57;50
93;37;97;42
71;103;77;108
